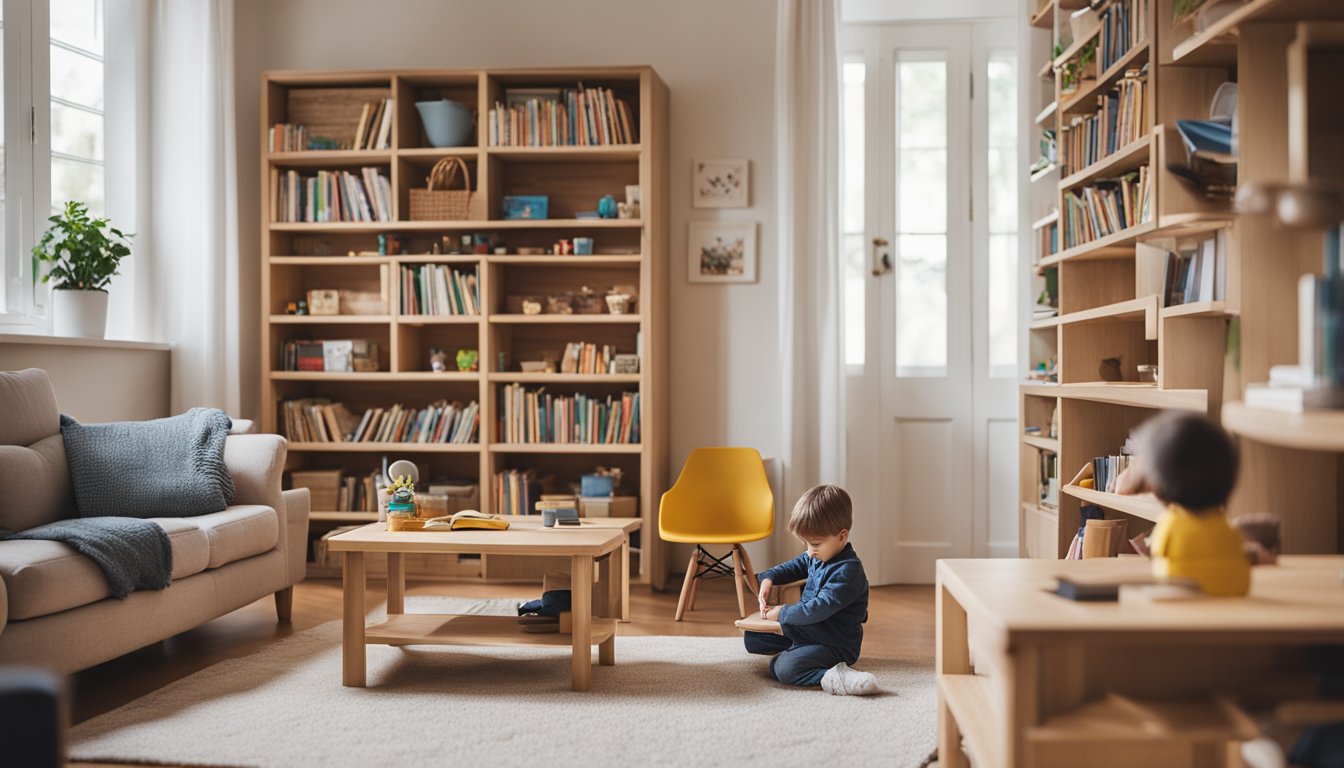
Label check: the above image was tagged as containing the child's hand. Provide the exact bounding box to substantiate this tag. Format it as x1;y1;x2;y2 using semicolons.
764;605;782;621
757;578;773;616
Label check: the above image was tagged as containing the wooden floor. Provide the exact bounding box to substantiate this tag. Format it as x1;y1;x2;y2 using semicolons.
67;575;932;766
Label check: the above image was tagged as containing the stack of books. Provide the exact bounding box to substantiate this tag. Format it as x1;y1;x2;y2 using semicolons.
1090;454;1133;495
353;98;394;150
497;384;640;444
281;339;379;372
1099;0;1149;71
1060;67;1148;173
1158;231;1227;307
487;85;636;146
400;265;479;316
494;469;541;517
1061;166;1152;248
1245;365;1313;413
560;342;618;375
272;167;392;223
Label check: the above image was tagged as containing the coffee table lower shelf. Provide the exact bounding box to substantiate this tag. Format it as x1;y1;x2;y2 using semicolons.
365;614;618;647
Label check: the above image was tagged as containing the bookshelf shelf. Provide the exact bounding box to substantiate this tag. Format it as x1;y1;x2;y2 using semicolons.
1030;315;1062;330
1030;163;1060;183
268;150;393;167
938;674;998;767
1148;211;1235;239
1160;301;1233;319
1058;296;1158;339
1040;219;1156;268
1059;43;1150;117
1059;135;1150;192
1170;0;1344;66
1031;210;1059;230
1034;101;1057;126
1023;383;1208;412
1055;28;1101;70
262;66;668;587
1023;435;1061;452
1222;401;1344;452
1062;484;1165;523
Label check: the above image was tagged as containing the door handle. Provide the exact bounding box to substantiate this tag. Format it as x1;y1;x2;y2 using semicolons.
871;237;892;277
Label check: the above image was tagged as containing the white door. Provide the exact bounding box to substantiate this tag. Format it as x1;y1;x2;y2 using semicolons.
843;22;1020;584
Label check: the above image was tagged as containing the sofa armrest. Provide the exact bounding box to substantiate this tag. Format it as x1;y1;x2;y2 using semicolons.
0;574;7;636
223;434;288;560
282;488;310;585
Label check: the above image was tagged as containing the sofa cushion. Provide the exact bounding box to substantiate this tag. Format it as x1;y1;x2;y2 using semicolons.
0;436;75;532
167;505;278;570
0;369;60;446
60;409;236;518
0;519;209;620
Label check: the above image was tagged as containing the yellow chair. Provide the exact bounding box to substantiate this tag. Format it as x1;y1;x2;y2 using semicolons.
659;447;774;620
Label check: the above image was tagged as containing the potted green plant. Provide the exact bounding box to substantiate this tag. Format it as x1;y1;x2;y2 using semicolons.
31;201;132;338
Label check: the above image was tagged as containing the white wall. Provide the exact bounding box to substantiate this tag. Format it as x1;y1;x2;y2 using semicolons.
0;336;171;422
234;0;786;560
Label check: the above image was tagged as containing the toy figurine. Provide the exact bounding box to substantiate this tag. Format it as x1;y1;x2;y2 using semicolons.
1126;412;1250;596
456;348;479;372
296;300;308;316
429;347;449;373
386;473;416;517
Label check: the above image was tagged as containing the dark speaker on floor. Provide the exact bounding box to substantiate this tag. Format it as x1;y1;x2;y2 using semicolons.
0;667;65;768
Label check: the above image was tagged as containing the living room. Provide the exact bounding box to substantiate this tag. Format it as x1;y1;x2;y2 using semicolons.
2;0;1343;766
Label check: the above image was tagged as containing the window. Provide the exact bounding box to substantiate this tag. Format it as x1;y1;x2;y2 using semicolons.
1;0;108;323
986;49;1017;378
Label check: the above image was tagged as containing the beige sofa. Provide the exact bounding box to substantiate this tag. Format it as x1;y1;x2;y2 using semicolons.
0;368;309;674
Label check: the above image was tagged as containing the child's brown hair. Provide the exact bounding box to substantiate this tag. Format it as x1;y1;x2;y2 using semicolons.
787;484;853;539
1134;411;1238;510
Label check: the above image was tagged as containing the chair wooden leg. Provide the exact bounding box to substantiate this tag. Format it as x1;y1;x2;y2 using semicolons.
274;586;293;622
737;544;761;598
687;564;702;610
731;546;748;618
674;548;699;621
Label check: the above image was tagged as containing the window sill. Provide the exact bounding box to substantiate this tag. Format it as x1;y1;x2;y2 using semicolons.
0;332;170;353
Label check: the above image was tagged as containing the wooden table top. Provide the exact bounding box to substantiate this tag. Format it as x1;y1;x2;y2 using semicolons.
327;520;626;556
937;556;1344;641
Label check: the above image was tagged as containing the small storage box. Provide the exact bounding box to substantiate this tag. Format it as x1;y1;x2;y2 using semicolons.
578;495;636;518
502;195;548;220
290;469;343;511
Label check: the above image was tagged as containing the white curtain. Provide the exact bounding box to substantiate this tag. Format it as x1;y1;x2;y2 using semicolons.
776;0;844;536
144;0;241;414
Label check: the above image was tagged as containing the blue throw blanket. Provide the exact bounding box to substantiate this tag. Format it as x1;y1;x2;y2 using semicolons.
0;518;172;599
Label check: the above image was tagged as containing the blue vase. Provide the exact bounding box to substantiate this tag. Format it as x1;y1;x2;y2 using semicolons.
597;195;618;219
415;99;473;147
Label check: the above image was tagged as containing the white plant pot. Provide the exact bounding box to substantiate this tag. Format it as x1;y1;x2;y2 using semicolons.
52;289;109;338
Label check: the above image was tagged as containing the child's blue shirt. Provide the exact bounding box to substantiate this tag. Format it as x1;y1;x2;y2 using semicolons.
757;543;868;662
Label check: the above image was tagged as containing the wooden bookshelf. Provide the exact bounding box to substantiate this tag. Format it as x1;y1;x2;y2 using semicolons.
1022;0;1344;558
259;67;669;585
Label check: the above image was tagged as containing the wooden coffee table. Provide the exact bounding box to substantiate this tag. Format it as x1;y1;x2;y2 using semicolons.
327;521;626;692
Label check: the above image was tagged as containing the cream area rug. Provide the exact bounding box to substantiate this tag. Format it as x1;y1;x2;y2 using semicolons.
72;597;937;767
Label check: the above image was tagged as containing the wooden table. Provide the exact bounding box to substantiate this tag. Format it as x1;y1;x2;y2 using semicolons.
328;521;626;692
937;557;1344;768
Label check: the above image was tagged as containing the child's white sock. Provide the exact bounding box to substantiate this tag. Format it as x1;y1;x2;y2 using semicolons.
820;662;877;695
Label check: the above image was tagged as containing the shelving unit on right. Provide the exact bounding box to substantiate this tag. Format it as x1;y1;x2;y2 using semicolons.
1019;0;1344;557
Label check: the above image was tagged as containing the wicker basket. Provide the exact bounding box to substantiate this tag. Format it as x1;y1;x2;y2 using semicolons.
409;157;481;221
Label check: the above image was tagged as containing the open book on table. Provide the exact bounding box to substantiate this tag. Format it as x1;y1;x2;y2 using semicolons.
421;509;510;531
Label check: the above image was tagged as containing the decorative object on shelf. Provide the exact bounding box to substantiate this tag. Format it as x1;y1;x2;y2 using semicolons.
1059;41;1097;96
456;348;479;372
555;238;573;255
307;289;340;316
605;291;632;315
575;210;600;220
1099;356;1124;382
522;298;543;315
1137;363;1159;384
518;247;545;255
692;158;749;208
429;347;449;373
285;301;299;315
296;300;309;315
687;221;757;283
572;286;603;314
384;461;419;532
597;195;618;219
409;157;480;221
502;195;548;220
520;360;556;373
573;237;594;255
31;200;132;339
1068;5;1100;42
376;234;402;256
611;354;640;374
414;99;474;148
546;294;575;314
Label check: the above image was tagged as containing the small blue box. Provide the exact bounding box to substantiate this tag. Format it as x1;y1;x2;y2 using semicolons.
502;195;548;220
580;474;613;497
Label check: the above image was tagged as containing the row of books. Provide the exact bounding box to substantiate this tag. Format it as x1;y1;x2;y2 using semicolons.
1155;231;1228;308
272;168;392;223
1061;166;1152;249
1098;0;1149;72
400;265;480;316
1038;219;1060;261
1090;454;1133;495
290;468;381;513
283;398;481;444
487;85;636;146
281;340;379;372
493;469;542;517
1038;452;1059;509
497;384;640;444
268;123;309;153
1061;68;1147;174
561;342;619;375
354;98;395;151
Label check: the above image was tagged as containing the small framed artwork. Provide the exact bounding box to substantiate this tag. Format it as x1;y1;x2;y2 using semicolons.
687;221;756;283
692;158;749;208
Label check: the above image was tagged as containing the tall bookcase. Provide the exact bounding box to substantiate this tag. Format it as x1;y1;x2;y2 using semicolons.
258;67;669;584
1019;0;1344;557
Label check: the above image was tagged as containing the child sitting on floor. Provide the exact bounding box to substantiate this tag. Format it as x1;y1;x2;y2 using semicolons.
746;484;876;695
1125;411;1250;597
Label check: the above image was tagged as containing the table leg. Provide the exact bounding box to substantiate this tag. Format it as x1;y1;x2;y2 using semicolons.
342;551;367;687
595;554;613;619
607;549;622;623
571;554;593;691
386;552;404;615
937;583;970;767
619;535;630;623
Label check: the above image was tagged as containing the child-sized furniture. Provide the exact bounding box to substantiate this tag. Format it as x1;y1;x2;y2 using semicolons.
936;556;1344;767
658;447;774;620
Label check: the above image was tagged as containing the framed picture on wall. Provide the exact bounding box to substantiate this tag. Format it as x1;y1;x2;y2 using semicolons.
687;221;756;283
692;158;749;208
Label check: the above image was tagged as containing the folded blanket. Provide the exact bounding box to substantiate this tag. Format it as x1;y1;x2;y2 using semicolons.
0;517;172;599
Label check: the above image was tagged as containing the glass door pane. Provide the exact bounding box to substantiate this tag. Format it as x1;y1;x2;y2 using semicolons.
986;49;1018;378
842;57;866;368
894;54;948;377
